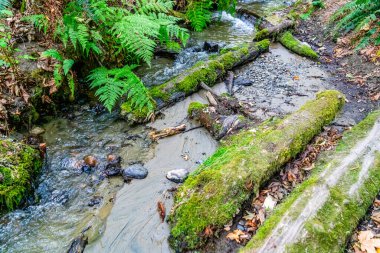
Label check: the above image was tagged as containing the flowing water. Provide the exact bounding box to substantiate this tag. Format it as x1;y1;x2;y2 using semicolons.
0;5;262;253
3;1;368;253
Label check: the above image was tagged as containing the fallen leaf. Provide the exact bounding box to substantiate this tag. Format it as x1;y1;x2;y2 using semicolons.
243;211;255;221
358;230;380;253
157;201;166;222
293;76;300;81
226;229;244;243
204;226;213;237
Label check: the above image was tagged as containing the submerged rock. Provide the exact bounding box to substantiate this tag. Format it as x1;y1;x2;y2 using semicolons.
104;166;121;177
122;164;148;180
30;127;45;136
88;196;102;207
203;41;219;53
84;155;97;167
166;169;190;183
67;234;88;253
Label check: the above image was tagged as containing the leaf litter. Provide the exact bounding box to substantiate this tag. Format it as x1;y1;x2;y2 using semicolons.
225;127;342;244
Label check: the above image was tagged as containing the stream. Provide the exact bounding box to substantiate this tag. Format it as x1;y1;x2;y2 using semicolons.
0;0;374;252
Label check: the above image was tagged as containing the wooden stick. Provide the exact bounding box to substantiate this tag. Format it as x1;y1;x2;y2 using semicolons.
149;124;187;141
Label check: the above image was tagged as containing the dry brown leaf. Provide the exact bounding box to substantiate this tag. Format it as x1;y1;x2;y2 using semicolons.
226;229;244;243
204;226;213;237
293;76;300;81
243;211;255;221
157;201;166;222
358;230;380;253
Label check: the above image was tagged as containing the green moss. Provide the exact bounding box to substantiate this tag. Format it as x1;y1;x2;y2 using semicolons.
279;31;319;59
256;39;271;51
187;102;207;116
0;139;42;212
120;101;155;124
169;90;345;251
149;84;170;102
254;29;270;41
243;110;380;252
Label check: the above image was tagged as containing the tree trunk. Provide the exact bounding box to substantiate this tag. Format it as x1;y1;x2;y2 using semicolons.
168;90;345;251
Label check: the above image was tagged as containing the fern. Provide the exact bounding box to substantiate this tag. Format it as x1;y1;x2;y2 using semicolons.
332;0;380;49
0;0;10;11
88;66;155;113
186;0;213;32
41;49;76;96
21;15;49;34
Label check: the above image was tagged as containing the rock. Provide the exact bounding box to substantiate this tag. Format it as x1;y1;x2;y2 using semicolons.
263;195;277;210
104;165;121;177
88;196;102;207
203;41;219;53
166;169;189;183
122;164;148;180
30;127;45;136
67;234;88;253
84;155;97;167
234;76;253;86
0;172;3;183
81;165;92;174
107;154;121;165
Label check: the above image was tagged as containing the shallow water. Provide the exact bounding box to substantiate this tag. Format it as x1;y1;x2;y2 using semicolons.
0;1;329;253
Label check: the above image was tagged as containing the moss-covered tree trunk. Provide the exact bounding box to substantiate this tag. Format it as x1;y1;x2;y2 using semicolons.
168;90;345;251
242;111;380;253
120;40;270;123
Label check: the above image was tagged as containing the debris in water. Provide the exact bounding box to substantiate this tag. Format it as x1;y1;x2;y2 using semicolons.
84;155;97;167
149;124;186;141
157;201;166;222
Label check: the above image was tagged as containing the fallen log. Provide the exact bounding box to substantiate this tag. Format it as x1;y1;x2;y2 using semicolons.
120;40;270;124
253;19;295;41
148;124;187;141
236;7;273;30
279;31;319;60
168;90;345;251
243;110;380;253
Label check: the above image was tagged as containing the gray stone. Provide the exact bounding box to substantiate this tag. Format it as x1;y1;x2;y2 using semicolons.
166;169;189;183
30;127;45;136
122;164;148;180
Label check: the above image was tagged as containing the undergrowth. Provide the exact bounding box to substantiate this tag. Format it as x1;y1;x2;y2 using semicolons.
331;0;380;50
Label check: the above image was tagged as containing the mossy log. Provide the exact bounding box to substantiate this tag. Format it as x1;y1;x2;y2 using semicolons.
278;31;319;60
0;139;42;212
168;90;345;251
236;8;273;30
243;110;380;253
120;40;270;123
253;20;295;41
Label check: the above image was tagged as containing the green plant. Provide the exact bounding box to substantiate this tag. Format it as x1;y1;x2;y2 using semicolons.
300;0;324;20
21;14;49;34
185;0;237;31
332;0;380;49
41;49;76;99
88;66;155;114
0;0;10;11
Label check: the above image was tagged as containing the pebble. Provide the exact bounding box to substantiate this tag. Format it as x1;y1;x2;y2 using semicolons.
88;196;102;207
166;169;189;183
122;164;148;180
84;155;97;167
30;127;45;136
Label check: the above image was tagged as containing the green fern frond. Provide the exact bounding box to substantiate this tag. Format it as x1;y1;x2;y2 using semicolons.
21;14;49;34
0;0;10;11
63;59;74;75
41;49;63;62
186;0;213;32
88;66;155;113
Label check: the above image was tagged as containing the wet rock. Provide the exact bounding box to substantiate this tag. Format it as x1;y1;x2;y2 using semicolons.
107;154;121;165
30;127;45;136
234;76;252;86
104;165;121;177
67;234;88;253
203;41;219;53
81;165;92;174
122;164;148;180
0;172;3;183
88;196;102;207
166;169;189;183
84;155;97;167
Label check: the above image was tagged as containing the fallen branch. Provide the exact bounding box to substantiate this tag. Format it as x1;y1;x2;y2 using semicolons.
253;19;295;41
169;90;345;251
149;124;187;141
225;71;234;95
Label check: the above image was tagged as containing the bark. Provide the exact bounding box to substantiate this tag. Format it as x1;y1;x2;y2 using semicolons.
169;90;345;251
148;124;187;141
236;7;273;30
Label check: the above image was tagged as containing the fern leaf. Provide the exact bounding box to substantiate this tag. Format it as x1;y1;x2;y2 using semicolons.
0;0;10;11
41;49;63;62
63;59;75;75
